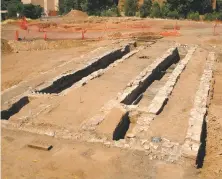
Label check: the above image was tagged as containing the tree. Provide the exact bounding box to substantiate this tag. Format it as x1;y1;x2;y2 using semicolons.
63;0;82;13
124;0;137;16
80;0;113;15
7;0;23;17
201;0;212;14
217;0;222;12
161;2;170;18
150;2;161;18
166;0;212;16
140;0;152;18
23;4;43;19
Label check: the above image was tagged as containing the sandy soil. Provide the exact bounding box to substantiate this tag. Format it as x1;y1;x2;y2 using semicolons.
1;16;222;179
2;128;198;179
145;48;208;143
2;41;95;91
9;41;172;131
200;55;222;179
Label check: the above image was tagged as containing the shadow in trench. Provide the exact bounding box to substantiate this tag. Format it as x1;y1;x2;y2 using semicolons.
1;96;30;120
196;116;207;168
113;112;130;140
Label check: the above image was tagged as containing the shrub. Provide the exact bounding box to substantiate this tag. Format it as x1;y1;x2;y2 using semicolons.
23;4;43;19
150;2;161;18
217;12;222;20
139;0;152;18
187;12;200;21
124;0;138;16
101;6;120;17
204;12;222;21
167;10;179;19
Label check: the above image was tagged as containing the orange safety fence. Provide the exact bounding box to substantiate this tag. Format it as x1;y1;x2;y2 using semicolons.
160;30;180;37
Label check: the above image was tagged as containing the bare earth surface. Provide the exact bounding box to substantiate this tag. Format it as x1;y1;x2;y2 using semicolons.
1;16;222;179
200;55;222;179
147;48;208;143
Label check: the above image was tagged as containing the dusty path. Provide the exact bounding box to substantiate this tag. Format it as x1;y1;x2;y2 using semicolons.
145;48;208;143
201;55;222;179
9;41;173;130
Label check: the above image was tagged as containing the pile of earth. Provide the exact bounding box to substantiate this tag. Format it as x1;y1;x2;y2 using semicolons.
1;39;13;54
65;10;88;20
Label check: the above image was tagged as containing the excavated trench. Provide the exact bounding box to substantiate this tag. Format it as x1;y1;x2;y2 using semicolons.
113;112;130;140
37;45;131;94
1;96;30;120
113;47;188;140
120;48;181;105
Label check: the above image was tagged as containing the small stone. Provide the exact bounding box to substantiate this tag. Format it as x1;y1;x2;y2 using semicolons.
141;139;148;145
144;145;150;150
126;133;135;138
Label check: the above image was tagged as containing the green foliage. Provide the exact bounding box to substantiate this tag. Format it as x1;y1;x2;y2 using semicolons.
217;0;222;12
124;0;137;16
58;0;114;16
63;0;82;13
139;0;152;18
161;2;170;18
59;0;65;14
6;0;23;17
166;0;212;16
23;4;43;19
187;12;200;20
150;2;161;18
101;6;120;17
80;0;113;16
201;0;212;14
218;12;222;20
167;10;179;19
7;3;17;17
204;12;222;21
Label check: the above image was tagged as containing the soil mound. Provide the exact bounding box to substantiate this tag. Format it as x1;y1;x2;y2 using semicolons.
65;10;88;19
1;39;13;54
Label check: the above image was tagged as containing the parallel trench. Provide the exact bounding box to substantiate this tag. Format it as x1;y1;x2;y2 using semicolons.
113;47;187;140
1;46;132;120
38;46;131;94
120;48;182;105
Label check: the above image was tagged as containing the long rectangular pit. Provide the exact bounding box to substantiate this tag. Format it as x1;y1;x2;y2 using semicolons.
37;44;133;94
1;96;30;120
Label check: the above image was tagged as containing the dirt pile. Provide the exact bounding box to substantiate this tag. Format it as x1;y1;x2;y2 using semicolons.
1;39;13;54
65;10;88;20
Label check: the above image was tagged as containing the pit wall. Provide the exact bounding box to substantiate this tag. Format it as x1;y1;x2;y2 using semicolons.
82;46;180;131
128;46;197;139
118;46;180;105
182;52;215;160
148;46;197;114
1;42;136;120
37;42;136;94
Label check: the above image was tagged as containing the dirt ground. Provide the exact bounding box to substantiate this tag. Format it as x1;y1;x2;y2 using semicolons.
147;48;208;143
1;15;222;179
200;54;222;179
